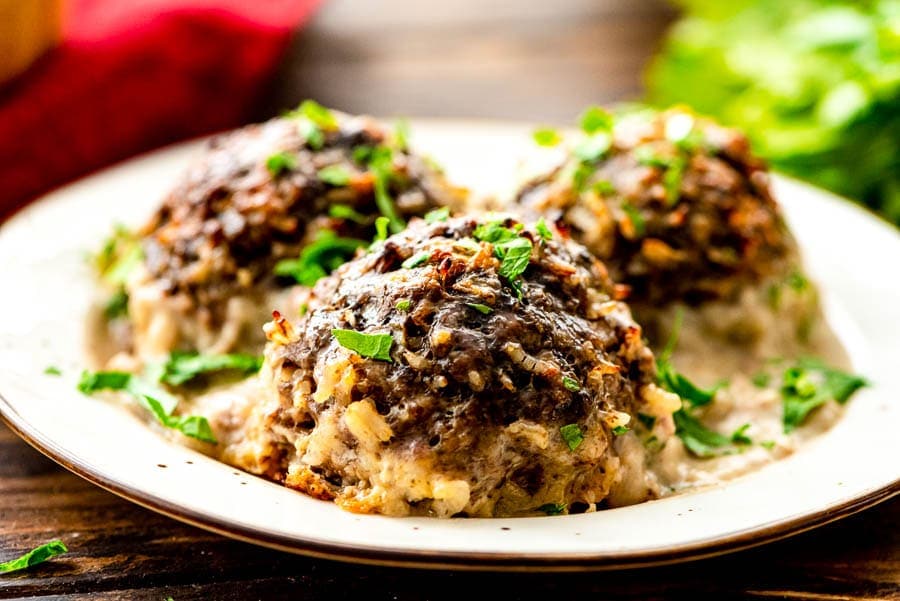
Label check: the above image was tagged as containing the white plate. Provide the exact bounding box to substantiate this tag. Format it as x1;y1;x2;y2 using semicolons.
0;121;898;570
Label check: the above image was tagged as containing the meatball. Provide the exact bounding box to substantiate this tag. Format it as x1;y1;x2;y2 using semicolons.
124;104;466;358
257;216;679;517
516;107;795;308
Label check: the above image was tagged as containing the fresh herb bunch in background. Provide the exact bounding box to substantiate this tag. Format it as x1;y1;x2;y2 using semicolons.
646;0;900;224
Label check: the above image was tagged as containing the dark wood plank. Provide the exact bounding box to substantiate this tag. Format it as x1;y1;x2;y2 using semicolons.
1;425;898;599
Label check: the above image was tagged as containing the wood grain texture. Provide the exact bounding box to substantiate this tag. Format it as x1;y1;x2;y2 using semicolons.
1;421;898;598
2;0;899;599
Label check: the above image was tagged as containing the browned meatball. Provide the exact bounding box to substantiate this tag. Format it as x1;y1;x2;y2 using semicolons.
515;107;795;309
124;104;466;357
258;216;679;517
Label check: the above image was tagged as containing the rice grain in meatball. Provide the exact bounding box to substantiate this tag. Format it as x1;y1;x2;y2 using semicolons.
257;216;679;517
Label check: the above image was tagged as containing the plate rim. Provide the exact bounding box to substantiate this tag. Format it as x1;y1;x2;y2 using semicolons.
1;124;899;571
3;384;898;571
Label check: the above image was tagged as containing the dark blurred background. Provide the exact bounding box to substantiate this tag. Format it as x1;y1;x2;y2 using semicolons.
1;0;897;221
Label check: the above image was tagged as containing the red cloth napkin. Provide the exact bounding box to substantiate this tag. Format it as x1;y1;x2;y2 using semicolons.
0;0;321;219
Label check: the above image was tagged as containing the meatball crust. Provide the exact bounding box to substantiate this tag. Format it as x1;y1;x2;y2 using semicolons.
515;108;795;308
259;216;679;517
126;107;465;357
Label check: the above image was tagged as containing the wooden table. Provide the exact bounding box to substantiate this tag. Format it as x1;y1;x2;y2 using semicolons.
2;0;898;598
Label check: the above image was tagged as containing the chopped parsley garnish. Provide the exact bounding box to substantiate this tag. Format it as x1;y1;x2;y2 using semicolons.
731;423;752;445
635;146;670;168
538;503;566;516
562;376;580;392
159;352;263;386
472;221;518;244
781;358;866;433
572;162;594;192
77;371;217;443
672;409;731;457
395;299;412;312
293;99;338;129
265;151;297;177
352;145;373;164
318;165;352;186
393;119;411;151
658;310;738;457
286;100;337;150
424;206;451;224
0;540;68;574
103;288;129;319
752;372;771;388
637;413;656;430
372;216;390;245
472;221;533;298
402;251;431;269
662;155;686;205
367;146;406;234
559;423;584;451
332;329;393;362
466;303;492;315
532;128;562;147
579;106;614;134
274;231;366;286
95;225;143;286
621;203;646;237
593;180;616;196
329;204;368;224
760;440;776;450
535;217;553;241
496;237;533;283
612;425;630;436
573;132;612;162
44;366;61;376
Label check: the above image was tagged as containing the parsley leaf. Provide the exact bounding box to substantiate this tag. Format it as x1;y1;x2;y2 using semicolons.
538;503;566;516
621;203;646;237
496;237;533;282
560;423;584;451
332;329;393;362
274;231;366;286
393;119;411;151
265;152;297;177
532;128;562;147
95;225;142;286
535;217;553;241
781;359;867;432
44;366;61;376
395;299;412;312
466;302;492;314
77;371;216;443
372;216;390;246
612;425;630;436
103;288;129;319
286;100;337;150
294;99;338;129
401;252;431;269
472;221;517;244
159;352;263;386
367;146;406;234
424;206;450;224
318;165;352;186
672;409;731;457
329;204;368;224
0;540;68;574
573;132;612;162
731;423;752;445
562;376;580;391
579;106;614;134
752;372;771;388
